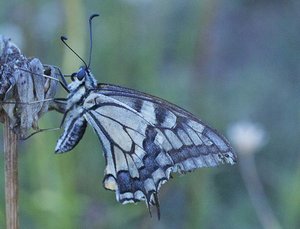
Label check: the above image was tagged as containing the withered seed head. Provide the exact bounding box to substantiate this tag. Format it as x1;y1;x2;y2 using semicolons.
0;35;59;138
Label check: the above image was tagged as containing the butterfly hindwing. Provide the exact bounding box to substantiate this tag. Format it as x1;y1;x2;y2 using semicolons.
81;84;236;207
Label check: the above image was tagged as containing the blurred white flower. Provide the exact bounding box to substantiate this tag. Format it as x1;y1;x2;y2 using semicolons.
227;121;267;155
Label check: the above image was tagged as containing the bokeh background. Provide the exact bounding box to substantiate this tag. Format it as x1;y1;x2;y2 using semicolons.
0;0;300;228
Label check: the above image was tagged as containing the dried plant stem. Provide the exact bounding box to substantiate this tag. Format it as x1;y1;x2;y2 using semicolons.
4;115;19;229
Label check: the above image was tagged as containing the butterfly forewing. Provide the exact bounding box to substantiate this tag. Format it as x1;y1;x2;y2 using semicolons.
79;84;236;205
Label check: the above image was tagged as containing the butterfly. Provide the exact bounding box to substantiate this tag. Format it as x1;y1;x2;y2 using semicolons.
54;14;237;218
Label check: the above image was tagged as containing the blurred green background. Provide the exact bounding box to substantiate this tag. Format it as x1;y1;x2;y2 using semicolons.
0;0;300;228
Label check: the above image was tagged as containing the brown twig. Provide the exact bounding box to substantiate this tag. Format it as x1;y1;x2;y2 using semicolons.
4;115;19;229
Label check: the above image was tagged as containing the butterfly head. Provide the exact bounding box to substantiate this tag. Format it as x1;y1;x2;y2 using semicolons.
71;66;87;81
61;14;100;91
69;66;97;90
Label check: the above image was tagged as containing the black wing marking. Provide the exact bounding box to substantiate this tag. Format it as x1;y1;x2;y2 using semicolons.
82;84;236;215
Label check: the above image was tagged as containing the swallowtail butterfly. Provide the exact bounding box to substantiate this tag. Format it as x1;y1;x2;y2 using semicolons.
55;14;236;218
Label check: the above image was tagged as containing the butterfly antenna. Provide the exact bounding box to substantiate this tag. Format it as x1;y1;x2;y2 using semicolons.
60;36;88;69
88;13;100;68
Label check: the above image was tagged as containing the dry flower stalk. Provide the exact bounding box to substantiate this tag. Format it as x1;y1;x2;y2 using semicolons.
0;35;60;229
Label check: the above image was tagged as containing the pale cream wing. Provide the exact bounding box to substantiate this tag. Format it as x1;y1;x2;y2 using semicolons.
82;85;236;208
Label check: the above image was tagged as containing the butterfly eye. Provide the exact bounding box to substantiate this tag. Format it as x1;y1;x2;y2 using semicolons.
70;73;76;81
77;68;86;80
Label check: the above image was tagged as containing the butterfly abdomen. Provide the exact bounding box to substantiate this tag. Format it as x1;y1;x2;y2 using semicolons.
55;109;87;153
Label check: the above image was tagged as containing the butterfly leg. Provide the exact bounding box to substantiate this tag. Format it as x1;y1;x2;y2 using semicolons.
0;98;53;105
47;98;68;129
20;127;60;140
16;67;59;83
49;98;67;114
43;64;70;93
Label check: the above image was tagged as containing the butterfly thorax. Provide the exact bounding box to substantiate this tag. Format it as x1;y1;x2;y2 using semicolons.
66;68;97;110
55;68;97;153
